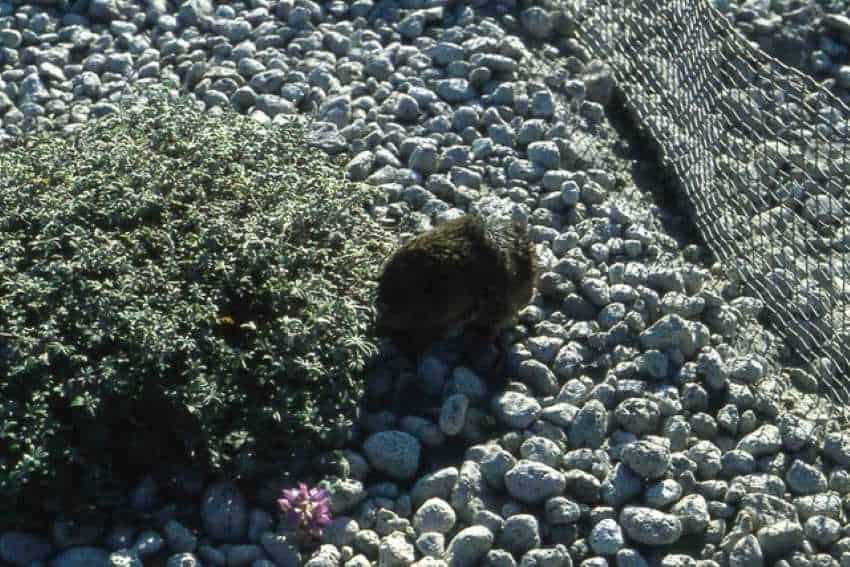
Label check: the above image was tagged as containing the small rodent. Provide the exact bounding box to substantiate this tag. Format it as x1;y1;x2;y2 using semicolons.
376;214;537;358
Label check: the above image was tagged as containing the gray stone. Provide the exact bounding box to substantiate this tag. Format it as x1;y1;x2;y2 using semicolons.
519;546;570;566
804;515;841;547
569;400;608;448
451;461;491;523
411;467;459;507
260;533;300;567
504;460;566;504
428;42;464;67
620;440;671;479
601;463;643;507
619;507;682;546
217;544;258;566
497;515;540;556
520;7;553;39
415;532;445;559
614;397;660;435
347;151;375;182
306;545;342;567
435;79;475;103
777;414;814;452
736;425;781;457
89;0;122;22
786;460;828;495
0;29;21;49
363;431;421;480
639;314;688;350
327;478;367;515
615;549;649;567
50;547;110;567
670;494;710;535
178;0;214;26
132;530;164;557
527;141;560;169
201;482;248;543
493;391;542;429
399;11;427;39
104;527;135;552
519;436;562;468
408;143;439;175
552;344;583;379
824;432;850;467
484;549;516;567
248;510;274;543
105;53;133;76
728;534;763;567
540;402;579;428
108;549;142;567
321;517;359;547
532;91;556;119
803;194;845;224
52;517;102;550
394;94;420;122
545;497;581;525
480;447;516;491
413;499;456;534
446;526;493;567
0;532;52;566
644;479;683;508
439;394;469;436
589;518;624;556
756;520;803;559
165;553;203;567
688;440;722;479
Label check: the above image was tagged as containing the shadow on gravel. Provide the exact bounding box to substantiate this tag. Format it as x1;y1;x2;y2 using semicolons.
604;87;709;257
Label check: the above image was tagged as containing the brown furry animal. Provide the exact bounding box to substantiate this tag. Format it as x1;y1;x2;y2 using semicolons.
376;214;537;358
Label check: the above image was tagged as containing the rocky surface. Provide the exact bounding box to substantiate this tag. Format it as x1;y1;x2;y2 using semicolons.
1;0;849;566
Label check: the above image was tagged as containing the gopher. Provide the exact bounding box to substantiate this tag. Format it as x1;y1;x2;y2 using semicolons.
376;214;537;359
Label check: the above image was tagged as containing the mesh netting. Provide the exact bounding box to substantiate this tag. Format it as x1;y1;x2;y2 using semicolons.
555;0;850;409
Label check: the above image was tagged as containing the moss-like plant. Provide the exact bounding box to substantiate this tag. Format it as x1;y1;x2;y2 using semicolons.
0;89;392;518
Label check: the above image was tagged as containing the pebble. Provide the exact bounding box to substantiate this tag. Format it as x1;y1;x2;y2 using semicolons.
493;391;542;429
439;394;470;436
50;546;110;567
479;447;516;491
736;424;782;457
786;460;828;495
363;431;422;480
415;532;445;559
446;526;493;567
545;497;581;525
756;520;804;558
165;553;203;567
569;400;609;448
504;460;566;504
497;514;540;556
201;482;248;543
620;440;671;479
589;518;625;556
0;532;52;566
670;494;710;535
378;532;415;567
413;499;456;534
619;507;683;546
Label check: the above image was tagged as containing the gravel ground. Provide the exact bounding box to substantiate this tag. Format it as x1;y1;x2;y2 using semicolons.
1;0;850;566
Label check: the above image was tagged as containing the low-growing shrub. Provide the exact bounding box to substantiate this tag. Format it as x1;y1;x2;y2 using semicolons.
0;89;392;518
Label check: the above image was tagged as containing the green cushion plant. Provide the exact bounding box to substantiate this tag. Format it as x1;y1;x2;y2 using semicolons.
0;88;391;524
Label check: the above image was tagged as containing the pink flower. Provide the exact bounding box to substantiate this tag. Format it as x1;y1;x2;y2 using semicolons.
277;483;332;537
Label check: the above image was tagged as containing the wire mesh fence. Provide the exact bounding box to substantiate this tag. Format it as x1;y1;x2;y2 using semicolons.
553;0;850;410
